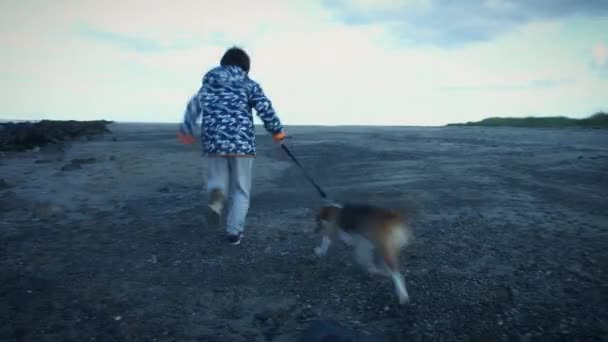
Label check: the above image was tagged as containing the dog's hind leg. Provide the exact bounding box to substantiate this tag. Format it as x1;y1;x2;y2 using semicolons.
380;247;409;304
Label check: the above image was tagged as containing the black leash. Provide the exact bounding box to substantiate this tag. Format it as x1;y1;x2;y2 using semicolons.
281;144;328;199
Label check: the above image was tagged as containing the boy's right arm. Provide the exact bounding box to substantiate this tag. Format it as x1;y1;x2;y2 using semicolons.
177;93;202;144
249;81;286;142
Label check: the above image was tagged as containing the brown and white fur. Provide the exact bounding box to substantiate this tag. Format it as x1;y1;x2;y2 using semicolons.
313;202;414;304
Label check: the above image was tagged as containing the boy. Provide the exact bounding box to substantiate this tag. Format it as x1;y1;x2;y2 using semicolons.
177;46;286;245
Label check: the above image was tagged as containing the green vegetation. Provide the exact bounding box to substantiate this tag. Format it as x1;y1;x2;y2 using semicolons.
447;112;608;128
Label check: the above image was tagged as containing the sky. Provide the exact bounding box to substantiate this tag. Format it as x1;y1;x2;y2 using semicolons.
1;0;607;126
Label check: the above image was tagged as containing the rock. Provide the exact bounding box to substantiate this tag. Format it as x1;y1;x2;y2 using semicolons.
0;178;13;190
32;202;64;220
158;186;170;193
255;311;272;323
0;191;26;212
39;142;65;154
71;157;96;165
0;120;113;152
299;319;383;342
254;298;297;326
266;318;276;328
60;157;96;171
519;333;532;342
61;163;82;171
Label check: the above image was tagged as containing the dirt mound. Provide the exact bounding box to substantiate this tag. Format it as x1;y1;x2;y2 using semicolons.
0;120;113;151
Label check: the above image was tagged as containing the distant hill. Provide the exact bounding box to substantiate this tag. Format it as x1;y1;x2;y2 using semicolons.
447;112;608;128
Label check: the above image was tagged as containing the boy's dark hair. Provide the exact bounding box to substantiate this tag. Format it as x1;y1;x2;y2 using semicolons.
220;46;250;73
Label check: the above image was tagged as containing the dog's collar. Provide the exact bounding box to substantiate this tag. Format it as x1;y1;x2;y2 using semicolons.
323;198;342;208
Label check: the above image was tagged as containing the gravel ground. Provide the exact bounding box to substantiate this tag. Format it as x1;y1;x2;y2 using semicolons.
1;123;607;341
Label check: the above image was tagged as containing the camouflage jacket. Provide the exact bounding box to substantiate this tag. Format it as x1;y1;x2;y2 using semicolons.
179;65;284;156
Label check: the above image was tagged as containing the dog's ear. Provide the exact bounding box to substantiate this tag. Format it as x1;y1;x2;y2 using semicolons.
314;206;335;232
314;209;323;232
316;206;334;221
315;207;324;220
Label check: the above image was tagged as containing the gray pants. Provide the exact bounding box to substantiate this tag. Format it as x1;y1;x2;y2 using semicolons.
205;156;253;235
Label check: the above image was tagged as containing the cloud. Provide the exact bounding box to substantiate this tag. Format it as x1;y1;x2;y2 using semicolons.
592;43;608;66
74;25;215;53
323;0;608;47
439;78;573;92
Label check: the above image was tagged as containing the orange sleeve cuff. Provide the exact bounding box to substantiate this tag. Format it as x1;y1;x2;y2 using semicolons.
177;132;195;144
272;131;286;141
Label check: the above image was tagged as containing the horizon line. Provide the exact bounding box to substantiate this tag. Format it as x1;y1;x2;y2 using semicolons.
0;118;445;127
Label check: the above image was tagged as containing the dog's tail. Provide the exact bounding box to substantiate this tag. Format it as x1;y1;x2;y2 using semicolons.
391;224;414;250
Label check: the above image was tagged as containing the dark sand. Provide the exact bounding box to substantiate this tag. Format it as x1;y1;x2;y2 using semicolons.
1;123;607;341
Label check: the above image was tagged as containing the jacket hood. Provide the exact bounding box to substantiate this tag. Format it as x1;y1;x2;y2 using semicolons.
204;65;248;86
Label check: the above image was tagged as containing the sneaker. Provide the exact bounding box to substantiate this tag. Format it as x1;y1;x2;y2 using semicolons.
226;232;243;245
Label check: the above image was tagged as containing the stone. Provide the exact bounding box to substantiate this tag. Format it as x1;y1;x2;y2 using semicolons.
32;202;64;220
299;319;384;342
61;163;82;171
0;191;25;212
71;157;96;165
0;120;113;152
0;178;13;190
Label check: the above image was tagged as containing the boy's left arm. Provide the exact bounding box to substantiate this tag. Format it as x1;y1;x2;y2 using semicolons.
248;81;285;143
177;94;202;144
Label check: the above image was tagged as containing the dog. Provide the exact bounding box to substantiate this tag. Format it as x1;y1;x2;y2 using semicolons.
313;201;414;304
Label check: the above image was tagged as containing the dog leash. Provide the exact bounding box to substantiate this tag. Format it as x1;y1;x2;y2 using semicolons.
281;143;328;199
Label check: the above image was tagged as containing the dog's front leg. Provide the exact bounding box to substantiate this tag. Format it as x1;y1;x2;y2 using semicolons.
314;236;332;257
